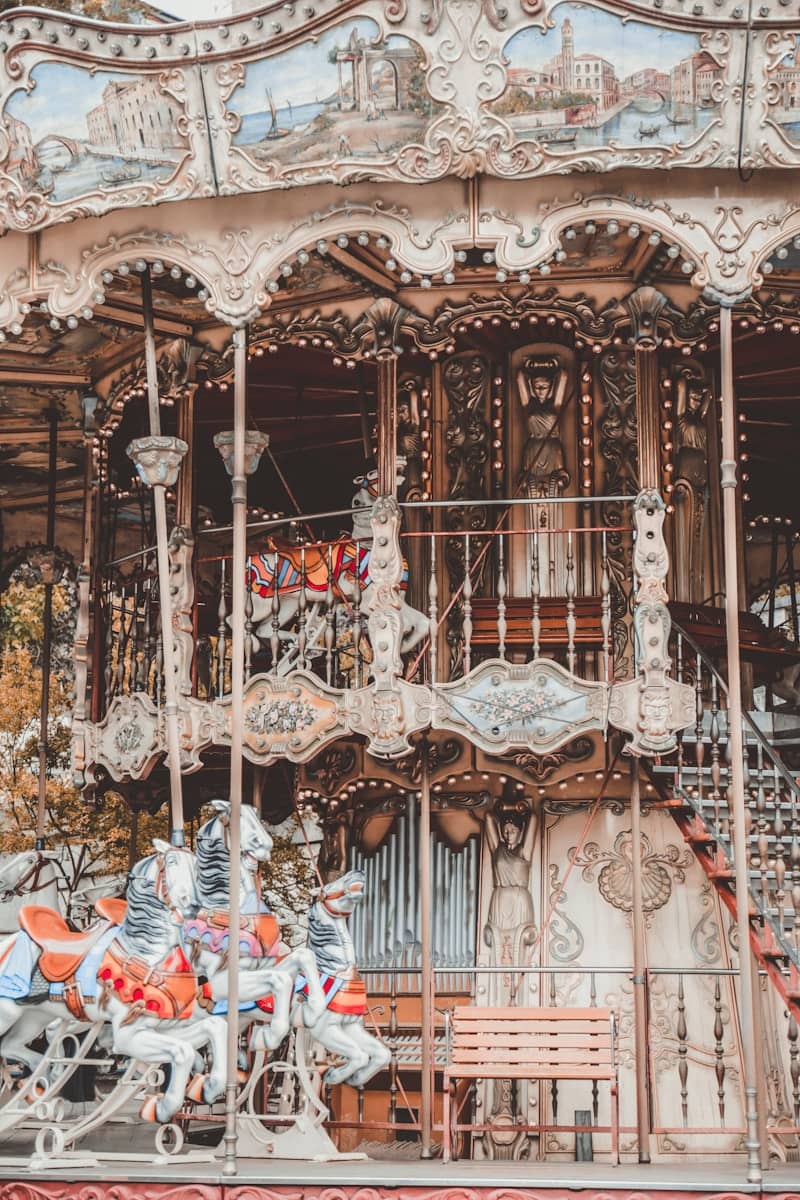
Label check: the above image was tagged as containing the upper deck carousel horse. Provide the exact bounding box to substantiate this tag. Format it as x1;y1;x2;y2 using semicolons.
249;869;390;1088
0;840;227;1123
183;800;326;1050
245;469;428;668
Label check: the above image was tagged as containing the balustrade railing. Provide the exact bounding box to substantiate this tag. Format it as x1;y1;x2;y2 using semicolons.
659;623;800;973
99;550;163;715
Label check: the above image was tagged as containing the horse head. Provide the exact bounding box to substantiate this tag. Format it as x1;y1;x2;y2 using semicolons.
0;848;59;903
316;868;366;917
130;839;198;922
204;799;273;873
351;460;406;542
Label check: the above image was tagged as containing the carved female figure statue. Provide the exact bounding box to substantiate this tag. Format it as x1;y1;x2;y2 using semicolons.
673;370;711;602
484;801;538;967
517;357;569;496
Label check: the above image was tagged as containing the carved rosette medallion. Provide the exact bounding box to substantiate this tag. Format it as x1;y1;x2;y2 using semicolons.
217;673;345;761
432;658;608;755
126;436;188;488
86;692;162;781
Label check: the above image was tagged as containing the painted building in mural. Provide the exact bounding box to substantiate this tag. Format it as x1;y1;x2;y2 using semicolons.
1;0;800;1190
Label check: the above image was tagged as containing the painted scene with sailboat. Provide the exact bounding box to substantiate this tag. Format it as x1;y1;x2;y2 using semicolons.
228;18;437;169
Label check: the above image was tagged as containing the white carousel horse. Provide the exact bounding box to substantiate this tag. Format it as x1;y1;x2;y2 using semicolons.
0;850;61;933
183;800;326;1051
250;869;390;1088
0;840;227;1123
245;476;428;663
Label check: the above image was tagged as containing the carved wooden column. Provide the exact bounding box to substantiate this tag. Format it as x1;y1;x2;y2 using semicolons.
626;287;668;491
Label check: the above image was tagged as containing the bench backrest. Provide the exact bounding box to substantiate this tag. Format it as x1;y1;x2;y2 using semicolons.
470;597;605;647
449;1005;616;1073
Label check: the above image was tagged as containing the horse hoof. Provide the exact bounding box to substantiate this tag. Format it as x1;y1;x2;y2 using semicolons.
186;1073;208;1103
139;1094;164;1123
236;1068;249;1085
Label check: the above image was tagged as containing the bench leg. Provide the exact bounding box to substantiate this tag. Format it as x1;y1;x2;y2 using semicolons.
443;1076;451;1164
611;1080;620;1166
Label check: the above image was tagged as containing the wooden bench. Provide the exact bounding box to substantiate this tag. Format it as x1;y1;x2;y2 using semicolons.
443;1005;619;1163
470;597;606;651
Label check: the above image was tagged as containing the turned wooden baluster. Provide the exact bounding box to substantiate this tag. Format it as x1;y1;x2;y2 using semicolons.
155;630;163;710
709;674;722;834
694;653;706;813
549;971;559;1126
531;533;541;660
270;555;281;674
773;763;787;939
675;632;685;793
428;532;438;684
244;556;254;682
352;540;363;687
789;772;800;958
217;559;227;699
389;973;399;1126
589;971;599;1120
754;740;769;914
325;544;335;686
677;973;689;1127
145;573;157;698
600;530;611;682
115;586;128;696
103;583;114;704
565;531;576;674
462;532;472;677
722;732;732;842
297;546;308;670
788;1011;799;1125
497;532;507;661
713;976;726;1125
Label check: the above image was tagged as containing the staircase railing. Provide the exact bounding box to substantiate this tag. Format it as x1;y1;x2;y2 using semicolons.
663;620;800;977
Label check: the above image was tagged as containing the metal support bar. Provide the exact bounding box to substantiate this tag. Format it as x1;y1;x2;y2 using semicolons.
222;326;248;1177
629;761;651;1163
377;352;397;498
719;304;762;1185
142;267;185;845
35;405;58;850
419;738;434;1158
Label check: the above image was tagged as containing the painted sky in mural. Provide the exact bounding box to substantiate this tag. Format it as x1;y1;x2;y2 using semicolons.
3;62;188;202
495;4;722;149
229;18;435;167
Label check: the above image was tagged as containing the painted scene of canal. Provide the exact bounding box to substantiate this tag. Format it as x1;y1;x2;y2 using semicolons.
3;62;189;202
229;19;437;167
494;3;722;150
769;37;800;146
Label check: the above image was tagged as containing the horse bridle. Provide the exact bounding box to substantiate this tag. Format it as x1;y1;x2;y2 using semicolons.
9;853;54;897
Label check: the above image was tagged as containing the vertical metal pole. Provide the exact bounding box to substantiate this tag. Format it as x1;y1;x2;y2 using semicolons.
419;738;434;1158
223;326;247;1177
719;304;762;1185
142;267;185;845
377;351;398;498
629;761;651;1163
35;406;58;850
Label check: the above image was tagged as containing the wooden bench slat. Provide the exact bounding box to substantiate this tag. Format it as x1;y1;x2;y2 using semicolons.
452;1021;612;1036
452;1006;612;1020
446;1065;617;1080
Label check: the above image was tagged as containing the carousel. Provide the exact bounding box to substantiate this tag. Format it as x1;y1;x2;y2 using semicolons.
0;0;800;1191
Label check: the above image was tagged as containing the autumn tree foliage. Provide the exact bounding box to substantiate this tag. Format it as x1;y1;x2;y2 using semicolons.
0;575;165;914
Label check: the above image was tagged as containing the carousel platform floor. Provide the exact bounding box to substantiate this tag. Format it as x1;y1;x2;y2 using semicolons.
0;1127;797;1198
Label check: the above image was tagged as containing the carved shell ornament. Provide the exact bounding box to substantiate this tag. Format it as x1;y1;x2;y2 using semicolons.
570;829;694;915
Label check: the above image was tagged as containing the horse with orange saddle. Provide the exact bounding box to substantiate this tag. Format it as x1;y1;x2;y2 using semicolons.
0;841;228;1124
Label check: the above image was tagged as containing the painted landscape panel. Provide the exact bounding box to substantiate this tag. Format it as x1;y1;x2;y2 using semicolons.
229;18;436;168
3;62;189;202
494;4;722;151
769;37;800;145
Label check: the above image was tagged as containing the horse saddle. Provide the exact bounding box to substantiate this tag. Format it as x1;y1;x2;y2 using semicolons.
95;897;127;926
263;537;362;596
18;905;110;984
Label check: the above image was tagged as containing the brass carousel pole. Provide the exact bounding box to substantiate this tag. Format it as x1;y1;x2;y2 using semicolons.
629;761;651;1163
127;266;188;846
214;330;268;1177
419;737;434;1159
718;304;762;1184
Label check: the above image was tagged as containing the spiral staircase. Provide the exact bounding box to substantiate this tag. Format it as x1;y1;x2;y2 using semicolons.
650;623;800;1023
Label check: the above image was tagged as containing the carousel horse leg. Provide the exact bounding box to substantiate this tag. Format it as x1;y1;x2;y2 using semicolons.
343;1017;392;1087
290;947;326;1024
304;1010;370;1087
179;1012;227;1104
254;971;294;1050
0;1007;56;1077
108;1010;197;1124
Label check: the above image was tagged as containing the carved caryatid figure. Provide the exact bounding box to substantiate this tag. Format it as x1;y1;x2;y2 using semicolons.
673;370;711;603
397;380;423;501
484;800;538;967
517;357;569;497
